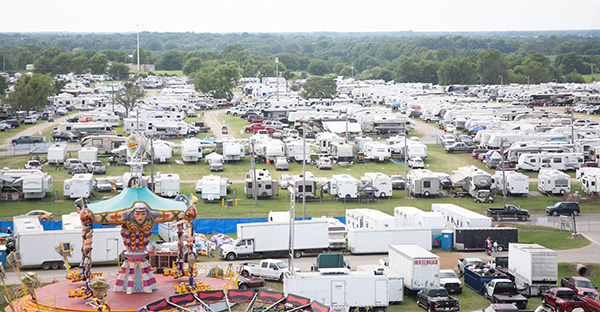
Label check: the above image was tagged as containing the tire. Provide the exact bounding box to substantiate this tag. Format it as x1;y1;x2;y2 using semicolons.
345;194;351;200
379;193;386;199
424;191;430;197
280;273;285;282
51;262;60;270
239;283;249;289
226;253;236;261
572;211;579;216
41;262;51;270
552;211;558;216
560;189;566;194
476;199;481;203
294;250;302;258
542;297;546;306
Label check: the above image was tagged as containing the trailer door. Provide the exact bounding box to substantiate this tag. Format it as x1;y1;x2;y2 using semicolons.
375;279;388;305
331;280;346;305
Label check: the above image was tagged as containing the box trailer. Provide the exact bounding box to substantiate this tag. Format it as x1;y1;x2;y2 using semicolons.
346;208;395;229
388;244;440;291
507;243;558;297
431;203;492;230
284;271;403;312
453;227;518;251
13;215;123;269
347;227;432;254
47;143;68;165
394;206;446;236
220;220;329;260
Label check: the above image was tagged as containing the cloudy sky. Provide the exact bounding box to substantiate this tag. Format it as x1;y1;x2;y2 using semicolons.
3;0;600;33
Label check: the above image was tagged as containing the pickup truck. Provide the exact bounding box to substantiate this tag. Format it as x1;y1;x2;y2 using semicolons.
487;204;530;221
484;279;528;309
473;303;520;312
12;135;44;144
488;256;508;274
457;257;485;277
416;287;460;312
243;123;265;133
561;276;598;297
542;287;588;312
445;142;476;153
240;259;300;282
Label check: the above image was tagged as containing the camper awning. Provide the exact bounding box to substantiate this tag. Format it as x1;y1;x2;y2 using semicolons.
375;124;404;130
449;172;468;185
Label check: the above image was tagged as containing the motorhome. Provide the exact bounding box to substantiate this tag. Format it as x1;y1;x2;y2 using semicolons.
54;122;115;137
346;208;395;229
289;172;318;199
506;141;574;163
491;170;529;196
152;172;180;197
364;141;391;162
222;141;245;162
326;174;358;199
244;169;279;198
47;143;68;166
78;113;121;127
517;152;584;171
577;167;600;195
329;142;354;162
78;146;98;165
63;173;94;199
361;172;393;198
407;169;440;197
285;140;310;162
152;142;173;163
431;203;492;230
181;138;205;163
80;135;127;154
538;168;571;194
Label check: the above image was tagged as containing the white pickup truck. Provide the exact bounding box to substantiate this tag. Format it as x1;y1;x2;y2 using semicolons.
240;259;300;282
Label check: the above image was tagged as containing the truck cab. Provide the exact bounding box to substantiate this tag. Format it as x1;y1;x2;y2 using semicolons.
222;238;255;260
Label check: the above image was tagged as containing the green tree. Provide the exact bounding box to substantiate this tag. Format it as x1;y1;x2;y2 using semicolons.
52;79;69;95
115;82;144;116
0;76;7;96
393;55;440;84
437;57;476;85
52;52;73;75
300;76;337;99
71;55;89;75
132;47;150;65
5;74;54;111
183;58;204;75
307;60;330;76
108;62;131;80
155;50;185;70
16;50;35;70
89;54;108;74
563;70;586;83
554;52;586;75
33;56;53;74
193;63;241;100
476;49;508;84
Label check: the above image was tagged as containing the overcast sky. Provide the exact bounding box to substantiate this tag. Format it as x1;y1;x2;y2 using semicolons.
3;0;600;34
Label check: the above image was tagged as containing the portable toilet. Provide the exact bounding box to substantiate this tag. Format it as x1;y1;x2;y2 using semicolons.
441;230;453;251
0;245;6;267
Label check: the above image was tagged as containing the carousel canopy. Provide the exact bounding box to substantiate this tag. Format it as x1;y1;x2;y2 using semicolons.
87;187;187;215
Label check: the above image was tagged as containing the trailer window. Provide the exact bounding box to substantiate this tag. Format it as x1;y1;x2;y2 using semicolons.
246;182;252;188
553;158;562;163
305;185;312;192
266;184;271;190
424;181;431;188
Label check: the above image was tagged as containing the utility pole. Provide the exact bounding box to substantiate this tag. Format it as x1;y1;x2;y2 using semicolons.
136;24;142;72
404;128;408;198
150;137;155;192
288;184;296;274
275;58;279;101
251;139;257;205
302;124;306;220
500;139;507;204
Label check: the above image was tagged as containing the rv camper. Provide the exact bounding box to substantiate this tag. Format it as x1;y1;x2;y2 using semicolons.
152;142;173;163
152;173;180;197
244;169;279;198
407;169;440;197
364;141;391;162
517;152;584;171
285;140;310;162
80;135;127;154
198;175;229;201
361;172;393;198
329;142;354;162
0;169;53;200
222;142;245;162
63;173;94;199
181;138;204;163
289;172;317;199
315;132;345;153
538;168;571;194
491;170;529;196
326;174;358;199
78;147;98;165
47;143;67;166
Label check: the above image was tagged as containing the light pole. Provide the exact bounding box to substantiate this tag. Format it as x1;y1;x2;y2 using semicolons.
275;58;279;100
498;75;503;86
592;64;595;81
136;24;143;72
351;64;354;78
525;76;530;88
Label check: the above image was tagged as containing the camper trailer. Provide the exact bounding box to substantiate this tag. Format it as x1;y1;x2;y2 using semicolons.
223;142;245;162
54;122;115;138
181;138;205;163
354;136;374;154
0;169;53;200
289;172;318;199
361;172;393;198
198;175;228;201
78;113;121;127
153;173;180;197
491;171;529;196
407;169;440;197
78;147;98;165
244;168;279;198
364;141;391;162
123;118;188;137
329;142;354;162
63;173;94;199
285;140;310;162
152;142;173;163
538;168;571;194
389;140;428;159
326;174;358;199
80;135;127;154
431;203;492;230
506;142;574;163
47;143;67;166
315;132;345;153
577;167;600;195
517;152;584;171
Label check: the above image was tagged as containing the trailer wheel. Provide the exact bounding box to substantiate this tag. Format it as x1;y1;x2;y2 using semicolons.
41;262;51;270
475;199;481;203
379;193;387;199
560;189;566;195
424;191;430;197
294;250;302;258
51;262;61;270
226;253;236;261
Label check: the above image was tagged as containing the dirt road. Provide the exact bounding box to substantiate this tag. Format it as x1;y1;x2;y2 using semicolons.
202;109;229;140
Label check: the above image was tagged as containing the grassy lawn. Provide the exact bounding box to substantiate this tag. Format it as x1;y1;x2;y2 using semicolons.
0;123;40;144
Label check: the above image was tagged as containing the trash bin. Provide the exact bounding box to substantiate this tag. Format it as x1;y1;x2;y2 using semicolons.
441;230;453;251
226;199;234;207
0;245;6;268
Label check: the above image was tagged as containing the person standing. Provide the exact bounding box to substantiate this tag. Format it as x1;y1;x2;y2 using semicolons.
485;237;491;256
493;240;499;256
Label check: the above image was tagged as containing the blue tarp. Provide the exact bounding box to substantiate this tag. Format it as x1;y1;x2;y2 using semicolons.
469;126;484;132
202;136;216;143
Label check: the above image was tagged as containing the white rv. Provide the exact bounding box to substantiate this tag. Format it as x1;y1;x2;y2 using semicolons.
491;170;529;196
506;142;574;163
153;173;180;197
394;206;446;236
517;152;584;171
538;168;571;194
431;203;492;230
152;142;173;163
256;139;285;161
577;167;600;195
364;141;391;162
78;113;121;127
244;168;279;198
123;118;188;136
285;140;310;162
361;172;393;198
54;122;116;137
181;138;205;163
389;140;428;159
326;174;358;199
329;142;354;162
407;169;440;197
198;175;228;201
63;173;94;199
315;132;345;153
80;135;127;154
19;171;53;199
346;208;395;229
289;172;317;199
78;146;98;165
354;136;373;154
223;142;245;162
47;143;67;166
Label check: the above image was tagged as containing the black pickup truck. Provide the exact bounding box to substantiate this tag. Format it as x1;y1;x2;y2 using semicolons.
487;204;530;221
416;287;460;312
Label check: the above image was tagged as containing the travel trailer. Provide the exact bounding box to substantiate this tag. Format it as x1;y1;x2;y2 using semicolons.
491;170;529;196
285;140;310;162
364;141;391;162
325;174;358;199
197;175;229;201
47;143;68;165
123;118;188;137
152;142;173;163
78;113;121;127
506;142;574;163
54;122;115;137
181;138;205;163
0;169;53;200
80;135;127;154
517;152;584;171
78;146;98;165
360;172;393;198
63;173;94;199
244;168;279;198
222;142;245;162
538;168;571;194
577;167;600;195
407;169;440;197
329;142;354;162
289;172;318;199
315;132;345;153
152;173;180;197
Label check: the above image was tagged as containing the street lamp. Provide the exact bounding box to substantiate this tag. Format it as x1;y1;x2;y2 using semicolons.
136;24;144;72
525;76;530;88
275;58;279;101
591;64;595;81
498;75;503;86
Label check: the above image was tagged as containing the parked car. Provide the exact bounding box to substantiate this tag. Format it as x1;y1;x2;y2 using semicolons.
53;131;77;142
391;175;406;189
86;161;107;174
416;286;459;312
221;125;228;134
581;293;600;312
68;163;87;175
444;124;457;132
439;269;462;294
12;135;43;144
23;210;53;221
316;157;332;170
4;119;21;128
24;160;43;171
408;157;425;168
274;157;289;171
561;276;598;297
445;142;476;153
542;287;588;312
64;158;81;170
94;178;113;192
0;122;11;131
23;116;38;124
545;201;581;216
278;174;292;189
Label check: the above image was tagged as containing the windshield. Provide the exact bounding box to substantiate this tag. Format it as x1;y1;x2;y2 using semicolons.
439;271;457;279
575;280;595;288
275;261;288;269
97;179;109;184
392;176;403;181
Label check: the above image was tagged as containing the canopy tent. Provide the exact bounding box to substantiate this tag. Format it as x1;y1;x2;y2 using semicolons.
204;152;224;164
468;126;485;133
